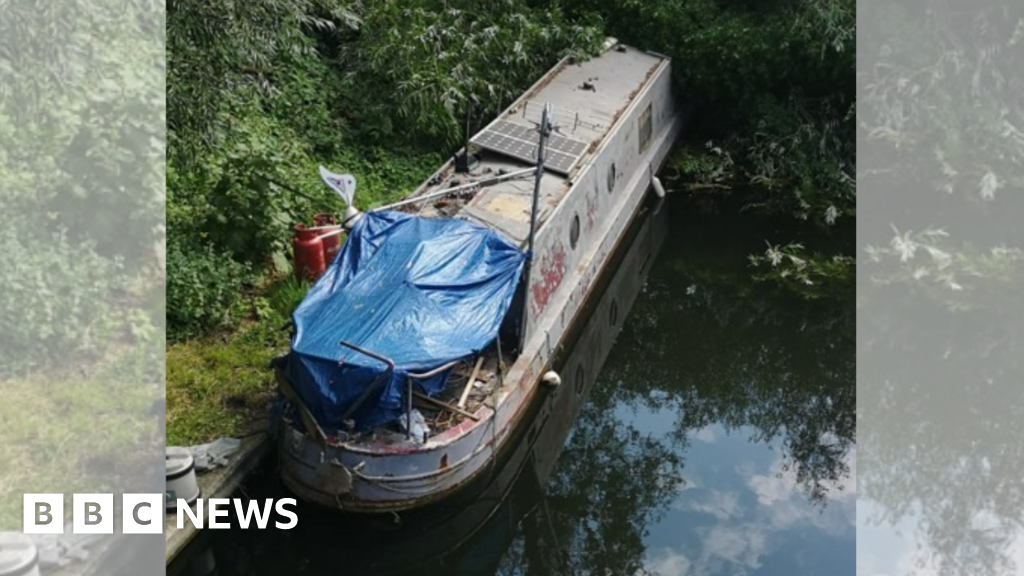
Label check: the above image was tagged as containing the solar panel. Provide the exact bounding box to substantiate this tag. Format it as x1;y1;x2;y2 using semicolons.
471;120;587;175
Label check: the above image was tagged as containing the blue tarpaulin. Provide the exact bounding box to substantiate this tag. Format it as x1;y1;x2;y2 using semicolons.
283;211;526;431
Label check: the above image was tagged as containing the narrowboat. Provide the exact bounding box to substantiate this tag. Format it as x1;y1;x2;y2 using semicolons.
256;203;667;576
272;38;682;512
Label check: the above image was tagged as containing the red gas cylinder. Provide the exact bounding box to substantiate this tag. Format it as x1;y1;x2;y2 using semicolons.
293;215;345;281
293;224;326;281
313;214;342;267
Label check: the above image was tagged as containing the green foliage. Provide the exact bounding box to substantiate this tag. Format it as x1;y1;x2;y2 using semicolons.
166;230;253;339
864;227;1024;312
166;0;359;151
166;276;302;444
166;0;858;338
166;318;286;445
1;0;165;261
345;0;603;144
265;277;312;320
168;0;355;278
0;341;163;528
0;217;121;376
669;144;734;186
859;4;1024;303
860;5;1024;202
1;1;165;375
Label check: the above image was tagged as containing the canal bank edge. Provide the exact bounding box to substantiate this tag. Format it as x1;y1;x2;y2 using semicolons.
165;433;269;564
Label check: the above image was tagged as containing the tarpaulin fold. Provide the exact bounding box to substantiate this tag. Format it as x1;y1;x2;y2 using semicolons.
284;211;525;431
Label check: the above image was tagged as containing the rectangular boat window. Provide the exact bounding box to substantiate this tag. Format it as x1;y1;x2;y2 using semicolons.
638;103;653;153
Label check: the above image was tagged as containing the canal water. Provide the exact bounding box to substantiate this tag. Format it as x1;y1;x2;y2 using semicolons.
170;197;855;576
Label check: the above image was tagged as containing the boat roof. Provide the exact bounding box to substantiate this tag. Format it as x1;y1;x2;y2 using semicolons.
407;44;668;246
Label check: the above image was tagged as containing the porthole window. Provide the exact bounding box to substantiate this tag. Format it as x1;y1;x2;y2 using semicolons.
607;163;616;194
609;299;619;327
569;213;580;249
574;364;585;396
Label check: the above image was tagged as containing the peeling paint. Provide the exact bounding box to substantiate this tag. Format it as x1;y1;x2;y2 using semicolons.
530;243;567;318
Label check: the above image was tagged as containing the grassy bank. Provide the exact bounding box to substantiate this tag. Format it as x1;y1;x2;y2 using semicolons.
166;323;285;446
166;277;309;446
0;342;162;529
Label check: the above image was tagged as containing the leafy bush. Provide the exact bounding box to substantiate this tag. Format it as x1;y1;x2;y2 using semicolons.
265;277;312;320
166;0;600;338
2;0;165;263
0;217;120;376
345;0;603;144
166;230;252;340
1;1;164;373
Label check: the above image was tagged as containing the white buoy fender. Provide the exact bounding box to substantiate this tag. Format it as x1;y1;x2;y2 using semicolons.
651;175;666;199
542;371;561;387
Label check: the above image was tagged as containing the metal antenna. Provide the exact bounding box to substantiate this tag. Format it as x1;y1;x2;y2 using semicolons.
527;104;553;254
520;103;553;349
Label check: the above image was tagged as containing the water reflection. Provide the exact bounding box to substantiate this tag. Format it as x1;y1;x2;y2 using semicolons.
173;200;855;576
611;223;856;506
858;290;1024;576
857;1;1024;574
521;205;855;575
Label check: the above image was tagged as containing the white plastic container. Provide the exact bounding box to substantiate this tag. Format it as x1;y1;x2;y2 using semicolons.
166;447;200;510
0;533;40;576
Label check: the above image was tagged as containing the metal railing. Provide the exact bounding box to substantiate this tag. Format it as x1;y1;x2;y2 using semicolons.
405;360;461;440
337;340;396;424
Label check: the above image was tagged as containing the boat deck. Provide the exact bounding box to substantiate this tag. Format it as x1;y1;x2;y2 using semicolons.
404;46;665;247
415;353;502;435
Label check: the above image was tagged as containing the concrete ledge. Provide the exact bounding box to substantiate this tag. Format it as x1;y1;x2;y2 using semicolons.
164;433;270;564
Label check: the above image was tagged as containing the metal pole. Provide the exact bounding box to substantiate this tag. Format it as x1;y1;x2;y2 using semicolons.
520;103;553;351
464;95;472;155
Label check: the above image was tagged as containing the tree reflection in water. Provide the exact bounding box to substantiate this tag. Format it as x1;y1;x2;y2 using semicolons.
857;2;1024;574
859;281;1024;575
497;205;855;575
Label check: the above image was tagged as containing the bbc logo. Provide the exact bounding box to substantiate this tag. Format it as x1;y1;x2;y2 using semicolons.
23;494;164;535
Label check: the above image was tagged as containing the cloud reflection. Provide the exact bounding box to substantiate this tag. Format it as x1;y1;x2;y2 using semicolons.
643;427;854;576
